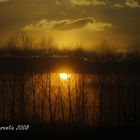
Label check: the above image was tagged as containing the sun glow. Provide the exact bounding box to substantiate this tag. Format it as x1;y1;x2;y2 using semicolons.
59;73;71;80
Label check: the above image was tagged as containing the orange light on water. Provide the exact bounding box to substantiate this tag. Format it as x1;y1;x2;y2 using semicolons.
59;73;71;80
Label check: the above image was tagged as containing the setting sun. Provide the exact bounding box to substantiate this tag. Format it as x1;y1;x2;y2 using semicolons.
59;73;71;80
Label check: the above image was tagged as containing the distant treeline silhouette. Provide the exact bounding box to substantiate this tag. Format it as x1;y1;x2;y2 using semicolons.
0;31;140;61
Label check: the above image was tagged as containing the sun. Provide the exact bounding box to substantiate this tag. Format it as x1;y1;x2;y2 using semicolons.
59;73;71;80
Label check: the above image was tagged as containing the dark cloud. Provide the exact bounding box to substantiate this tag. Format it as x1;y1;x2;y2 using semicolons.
23;18;112;32
52;17;95;30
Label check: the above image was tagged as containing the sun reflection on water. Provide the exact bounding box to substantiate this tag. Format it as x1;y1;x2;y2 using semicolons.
59;73;71;80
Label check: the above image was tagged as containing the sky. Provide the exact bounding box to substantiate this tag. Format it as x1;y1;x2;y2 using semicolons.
0;0;140;50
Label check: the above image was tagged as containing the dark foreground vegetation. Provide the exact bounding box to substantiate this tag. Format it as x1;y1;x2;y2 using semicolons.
0;33;140;138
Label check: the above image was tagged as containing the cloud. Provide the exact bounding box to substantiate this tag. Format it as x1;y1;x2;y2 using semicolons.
23;17;112;32
69;0;140;11
125;0;140;8
70;0;106;6
85;22;112;31
113;0;140;8
70;0;140;9
0;0;9;2
113;3;124;8
23;19;58;31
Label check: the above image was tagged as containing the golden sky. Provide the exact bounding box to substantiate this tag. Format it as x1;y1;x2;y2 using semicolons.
0;0;140;49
